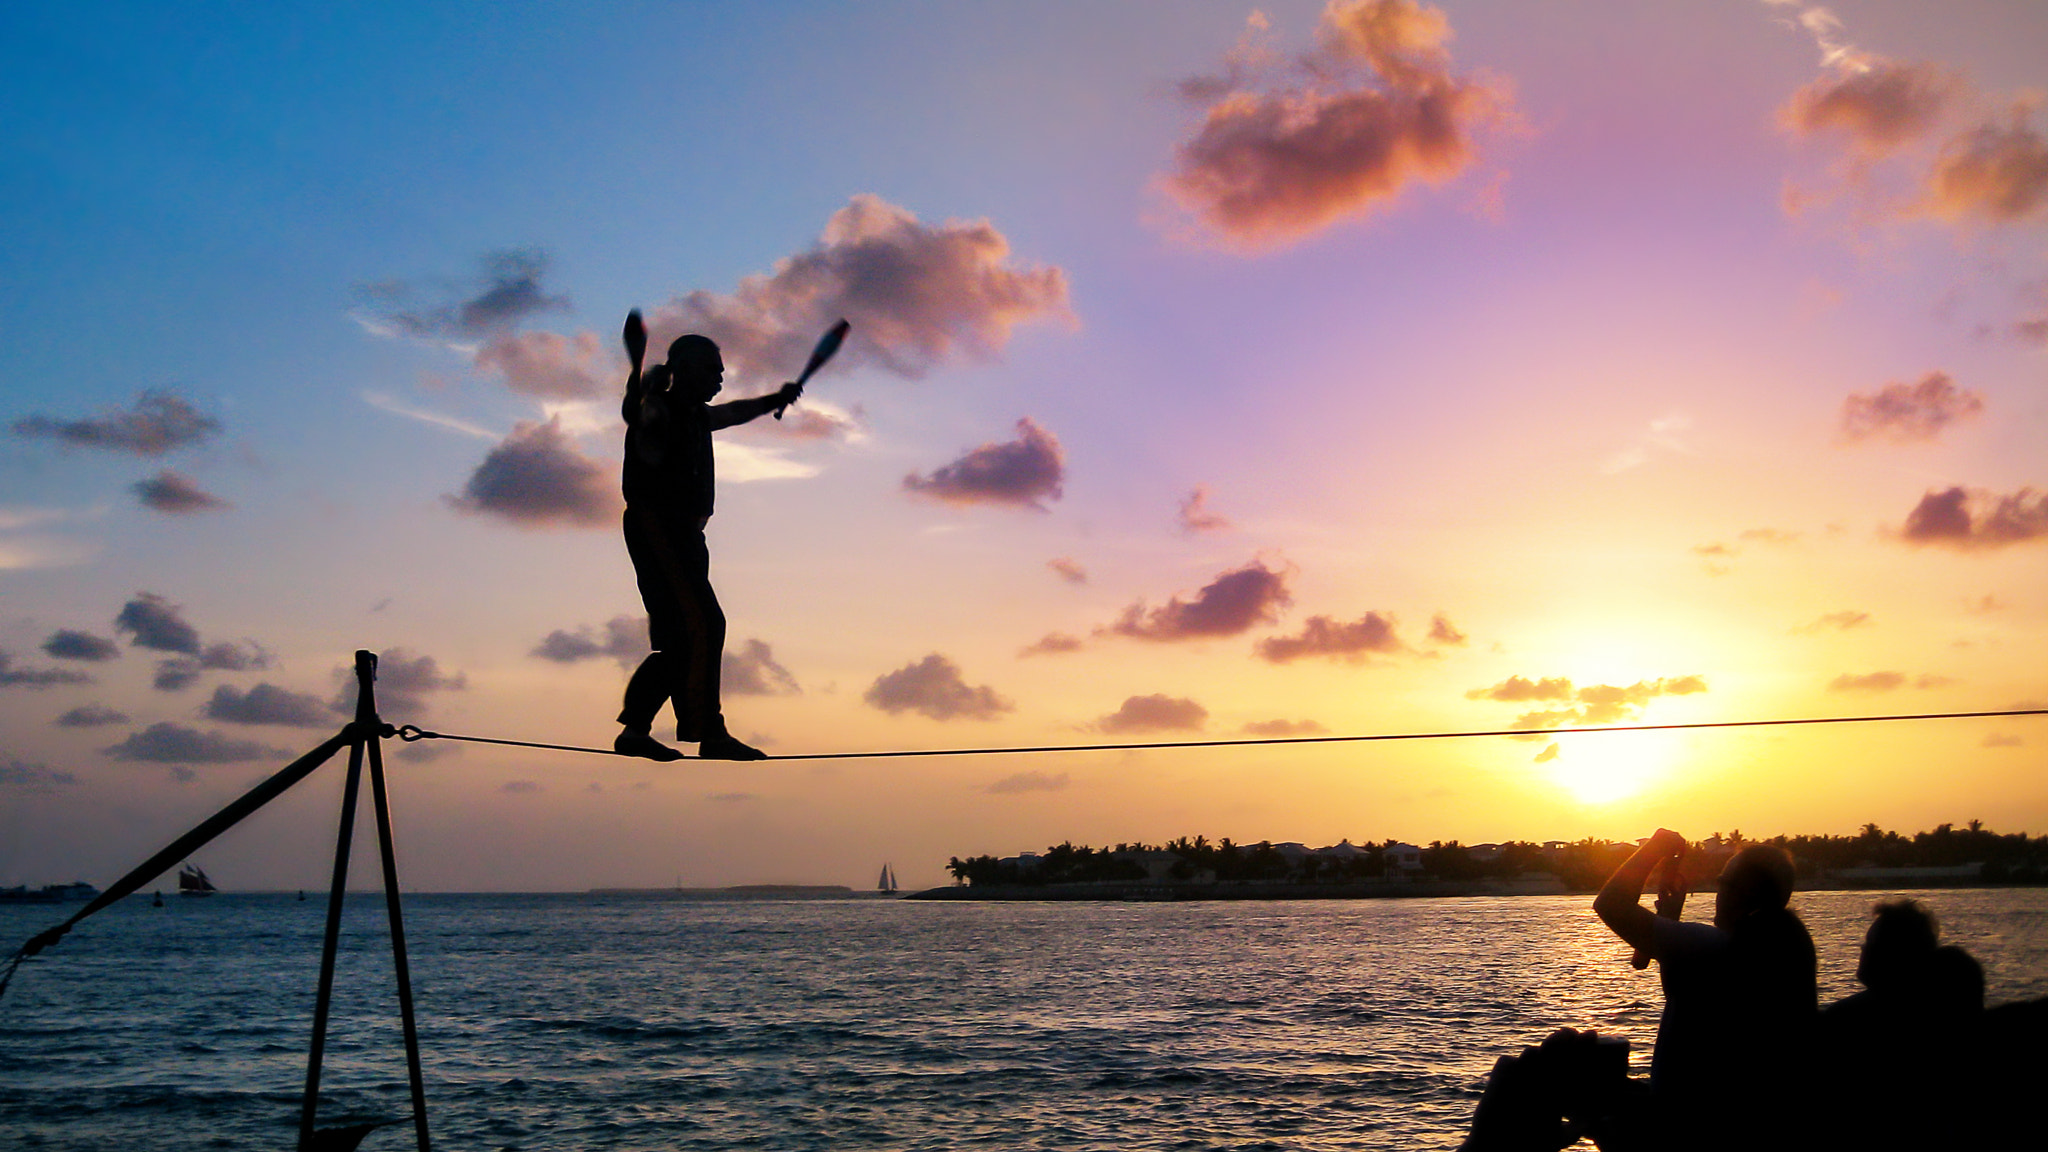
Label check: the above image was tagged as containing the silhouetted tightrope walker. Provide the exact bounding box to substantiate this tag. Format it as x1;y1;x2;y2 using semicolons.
395;706;2048;762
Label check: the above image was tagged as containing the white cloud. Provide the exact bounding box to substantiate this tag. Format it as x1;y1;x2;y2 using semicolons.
1601;413;1693;474
361;391;499;440
713;440;822;483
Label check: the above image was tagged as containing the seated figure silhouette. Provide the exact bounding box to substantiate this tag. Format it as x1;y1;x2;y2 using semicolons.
613;312;801;762
1462;831;1816;1152
1819;900;1988;1151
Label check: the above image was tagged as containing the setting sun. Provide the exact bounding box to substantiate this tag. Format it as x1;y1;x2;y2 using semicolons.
1540;729;1686;805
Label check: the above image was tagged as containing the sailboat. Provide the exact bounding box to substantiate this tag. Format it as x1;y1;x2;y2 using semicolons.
177;863;218;897
876;863;899;895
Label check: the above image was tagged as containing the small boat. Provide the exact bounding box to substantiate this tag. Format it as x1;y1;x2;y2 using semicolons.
178;863;218;897
877;863;899;895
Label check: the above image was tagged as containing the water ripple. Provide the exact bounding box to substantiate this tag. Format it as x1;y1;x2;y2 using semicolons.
3;889;2043;1150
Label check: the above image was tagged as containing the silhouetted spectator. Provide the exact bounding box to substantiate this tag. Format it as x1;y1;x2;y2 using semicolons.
1463;831;1816;1151
1595;833;1813;1149
1980;992;2048;1148
1820;901;1988;1151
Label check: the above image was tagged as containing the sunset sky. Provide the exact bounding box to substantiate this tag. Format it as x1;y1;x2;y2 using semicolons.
3;0;2045;892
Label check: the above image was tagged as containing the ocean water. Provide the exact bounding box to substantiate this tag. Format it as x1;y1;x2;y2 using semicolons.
2;888;2044;1151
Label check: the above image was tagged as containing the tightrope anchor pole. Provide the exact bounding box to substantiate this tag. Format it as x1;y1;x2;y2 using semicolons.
295;650;432;1151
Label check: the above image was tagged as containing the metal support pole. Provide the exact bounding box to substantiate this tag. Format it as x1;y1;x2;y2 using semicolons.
297;734;366;1150
365;659;433;1151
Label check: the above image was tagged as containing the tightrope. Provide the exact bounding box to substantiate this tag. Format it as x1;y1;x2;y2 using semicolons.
395;708;2048;762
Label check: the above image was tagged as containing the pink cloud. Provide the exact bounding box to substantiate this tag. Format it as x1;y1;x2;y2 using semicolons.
448;417;622;529
988;770;1070;794
723;639;800;697
758;401;863;443
903;418;1065;510
1243;718;1328;737
1254;611;1405;664
1839;372;1983;444
1465;675;1574;703
1427;613;1467;646
1019;632;1084;658
1100;558;1293;642
1793;610;1872;634
1468;674;1707;728
1921;103;2048;225
474;330;618;400
1097;694;1209;734
1828;671;1906;692
1047;557;1088;584
1899;486;2048;551
1780;60;1959;159
1773;30;2048;232
133;469;230;515
356;249;566;339
532;615;648;667
1178;485;1232;533
863;653;1013;721
13;389;221;456
647;195;1069;385
1160;0;1513;251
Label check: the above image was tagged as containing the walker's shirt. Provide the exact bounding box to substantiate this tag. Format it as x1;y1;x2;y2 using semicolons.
622;390;779;524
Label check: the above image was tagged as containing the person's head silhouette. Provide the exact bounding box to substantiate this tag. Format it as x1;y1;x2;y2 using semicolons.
666;334;723;402
1713;844;1795;929
1856;899;1939;991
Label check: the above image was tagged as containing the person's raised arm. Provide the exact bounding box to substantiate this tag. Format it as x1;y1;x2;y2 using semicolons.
707;381;803;431
1595;828;1687;953
621;310;649;424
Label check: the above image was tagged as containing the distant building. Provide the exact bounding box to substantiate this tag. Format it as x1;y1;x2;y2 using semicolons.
1470;843;1504;864
1110;849;1183;883
1386;843;1424;876
1316;839;1370;863
1272;842;1313;868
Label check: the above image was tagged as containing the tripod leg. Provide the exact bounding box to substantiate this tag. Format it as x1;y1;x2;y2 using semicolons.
298;736;366;1151
367;732;432;1151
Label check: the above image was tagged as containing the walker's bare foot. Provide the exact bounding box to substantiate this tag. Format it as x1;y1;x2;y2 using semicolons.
615;730;685;762
697;732;767;761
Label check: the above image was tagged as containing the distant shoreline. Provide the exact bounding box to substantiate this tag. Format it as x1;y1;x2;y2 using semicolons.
586;884;881;900
909;878;1569;902
907;874;2045;902
10;877;2034;902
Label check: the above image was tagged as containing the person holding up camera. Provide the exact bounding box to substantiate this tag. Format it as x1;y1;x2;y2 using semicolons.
1464;830;1816;1151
